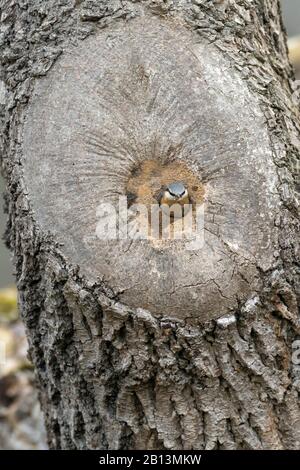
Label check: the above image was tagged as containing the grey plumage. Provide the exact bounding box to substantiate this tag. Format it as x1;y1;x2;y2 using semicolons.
166;182;186;198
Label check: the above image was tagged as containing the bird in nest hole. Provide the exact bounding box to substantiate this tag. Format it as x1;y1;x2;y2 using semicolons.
158;182;191;218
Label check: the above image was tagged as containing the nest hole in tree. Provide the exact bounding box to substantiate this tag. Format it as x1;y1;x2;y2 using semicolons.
125;159;205;239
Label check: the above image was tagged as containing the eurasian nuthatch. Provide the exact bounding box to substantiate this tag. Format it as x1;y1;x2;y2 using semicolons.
159;182;190;218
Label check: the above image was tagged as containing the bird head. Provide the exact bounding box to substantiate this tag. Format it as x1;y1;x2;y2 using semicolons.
160;182;189;206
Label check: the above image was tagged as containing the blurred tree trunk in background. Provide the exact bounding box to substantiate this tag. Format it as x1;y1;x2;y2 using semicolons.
289;36;300;78
1;0;300;450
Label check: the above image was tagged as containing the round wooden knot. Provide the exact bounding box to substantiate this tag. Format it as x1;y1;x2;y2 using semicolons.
22;15;280;322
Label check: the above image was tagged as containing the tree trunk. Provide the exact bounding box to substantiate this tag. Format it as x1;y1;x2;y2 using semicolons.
1;0;300;450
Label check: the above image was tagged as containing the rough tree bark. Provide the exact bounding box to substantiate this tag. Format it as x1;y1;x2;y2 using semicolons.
0;0;300;450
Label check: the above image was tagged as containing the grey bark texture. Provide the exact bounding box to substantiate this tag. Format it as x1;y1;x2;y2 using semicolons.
0;0;300;450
